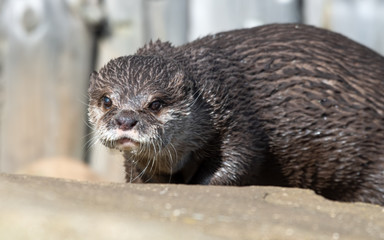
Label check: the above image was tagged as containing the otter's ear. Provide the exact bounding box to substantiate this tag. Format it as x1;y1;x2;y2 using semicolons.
88;71;99;93
174;71;195;93
89;71;99;86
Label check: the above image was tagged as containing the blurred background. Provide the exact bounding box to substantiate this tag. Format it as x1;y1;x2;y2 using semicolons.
0;0;384;182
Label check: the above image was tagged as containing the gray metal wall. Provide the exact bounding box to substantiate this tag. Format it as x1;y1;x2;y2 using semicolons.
0;0;383;182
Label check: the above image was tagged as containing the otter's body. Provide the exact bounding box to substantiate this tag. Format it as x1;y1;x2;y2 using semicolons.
89;24;384;205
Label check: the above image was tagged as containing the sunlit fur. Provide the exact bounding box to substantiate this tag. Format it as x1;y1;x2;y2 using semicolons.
89;24;384;205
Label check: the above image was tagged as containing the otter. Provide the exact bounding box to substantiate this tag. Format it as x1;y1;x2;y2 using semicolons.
88;24;384;205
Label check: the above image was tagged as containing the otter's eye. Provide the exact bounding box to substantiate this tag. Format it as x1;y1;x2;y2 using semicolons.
102;96;113;109
148;100;162;111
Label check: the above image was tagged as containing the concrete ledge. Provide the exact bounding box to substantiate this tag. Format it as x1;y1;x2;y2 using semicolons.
0;173;383;239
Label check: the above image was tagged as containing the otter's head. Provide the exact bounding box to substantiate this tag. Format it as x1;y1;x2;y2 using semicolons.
88;55;200;173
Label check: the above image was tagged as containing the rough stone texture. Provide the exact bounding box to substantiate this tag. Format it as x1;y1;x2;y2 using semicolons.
0;173;383;240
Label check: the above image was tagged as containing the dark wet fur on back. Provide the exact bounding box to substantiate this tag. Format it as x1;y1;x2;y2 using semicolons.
89;24;384;205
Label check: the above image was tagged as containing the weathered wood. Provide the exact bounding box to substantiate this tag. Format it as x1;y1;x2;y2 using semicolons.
304;0;384;54
143;0;188;45
0;0;95;172
188;0;301;41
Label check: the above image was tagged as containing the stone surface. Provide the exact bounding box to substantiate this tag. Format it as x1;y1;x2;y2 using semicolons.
0;173;383;240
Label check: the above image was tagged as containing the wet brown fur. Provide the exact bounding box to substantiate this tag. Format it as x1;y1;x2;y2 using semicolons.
89;24;384;205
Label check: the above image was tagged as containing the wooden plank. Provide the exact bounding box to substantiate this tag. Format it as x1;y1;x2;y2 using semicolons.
143;0;188;45
303;0;384;54
0;0;94;172
189;0;301;41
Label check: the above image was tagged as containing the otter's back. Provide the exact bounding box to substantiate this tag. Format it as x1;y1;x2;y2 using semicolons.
186;24;384;202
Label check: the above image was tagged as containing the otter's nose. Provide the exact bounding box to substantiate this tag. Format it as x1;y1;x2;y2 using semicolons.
115;113;138;131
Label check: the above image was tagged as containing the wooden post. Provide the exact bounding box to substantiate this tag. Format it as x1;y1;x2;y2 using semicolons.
0;0;96;172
